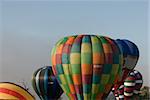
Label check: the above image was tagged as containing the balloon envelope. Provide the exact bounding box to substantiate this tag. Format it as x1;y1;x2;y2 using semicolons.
124;70;143;96
51;35;123;99
32;66;63;100
0;82;34;100
115;39;139;70
113;70;143;99
112;39;139;95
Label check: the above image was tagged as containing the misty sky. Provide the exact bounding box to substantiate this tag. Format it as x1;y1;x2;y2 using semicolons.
0;0;149;99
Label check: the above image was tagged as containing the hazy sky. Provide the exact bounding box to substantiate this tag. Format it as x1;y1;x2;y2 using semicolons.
1;0;149;99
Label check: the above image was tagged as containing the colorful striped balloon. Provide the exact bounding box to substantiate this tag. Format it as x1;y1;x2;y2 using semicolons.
32;66;63;100
124;75;136;97
0;82;34;100
126;70;143;95
51;35;123;99
113;70;143;100
112;39;139;96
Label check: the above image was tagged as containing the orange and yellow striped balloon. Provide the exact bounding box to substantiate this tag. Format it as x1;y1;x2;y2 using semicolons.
0;82;35;100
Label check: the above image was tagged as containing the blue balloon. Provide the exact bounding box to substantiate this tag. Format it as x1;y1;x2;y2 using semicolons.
32;66;63;100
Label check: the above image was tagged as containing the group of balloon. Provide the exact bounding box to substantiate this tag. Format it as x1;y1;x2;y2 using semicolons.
0;34;143;100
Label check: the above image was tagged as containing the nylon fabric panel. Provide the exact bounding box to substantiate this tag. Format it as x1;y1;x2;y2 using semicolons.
62;36;77;99
35;69;43;99
44;68;48;100
91;36;104;99
32;68;43;100
39;68;47;100
70;35;83;100
55;38;71;98
81;35;92;100
105;37;123;83
123;40;139;56
0;92;18;99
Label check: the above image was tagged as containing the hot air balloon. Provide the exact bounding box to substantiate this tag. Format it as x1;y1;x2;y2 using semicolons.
113;70;143;100
112;39;139;96
0;82;34;100
124;70;143;97
32;66;63;100
51;35;123;99
132;70;143;94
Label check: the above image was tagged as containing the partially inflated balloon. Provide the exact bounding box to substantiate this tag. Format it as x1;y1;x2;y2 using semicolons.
115;39;139;79
0;82;34;100
32;66;63;100
132;70;143;94
113;70;143;100
112;39;139;96
51;35;123;99
124;70;143;97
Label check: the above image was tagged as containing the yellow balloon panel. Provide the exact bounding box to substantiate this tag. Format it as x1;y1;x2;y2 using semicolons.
0;82;35;100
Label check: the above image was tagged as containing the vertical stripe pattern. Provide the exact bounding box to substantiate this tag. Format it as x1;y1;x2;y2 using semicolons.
51;35;123;100
32;66;63;100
